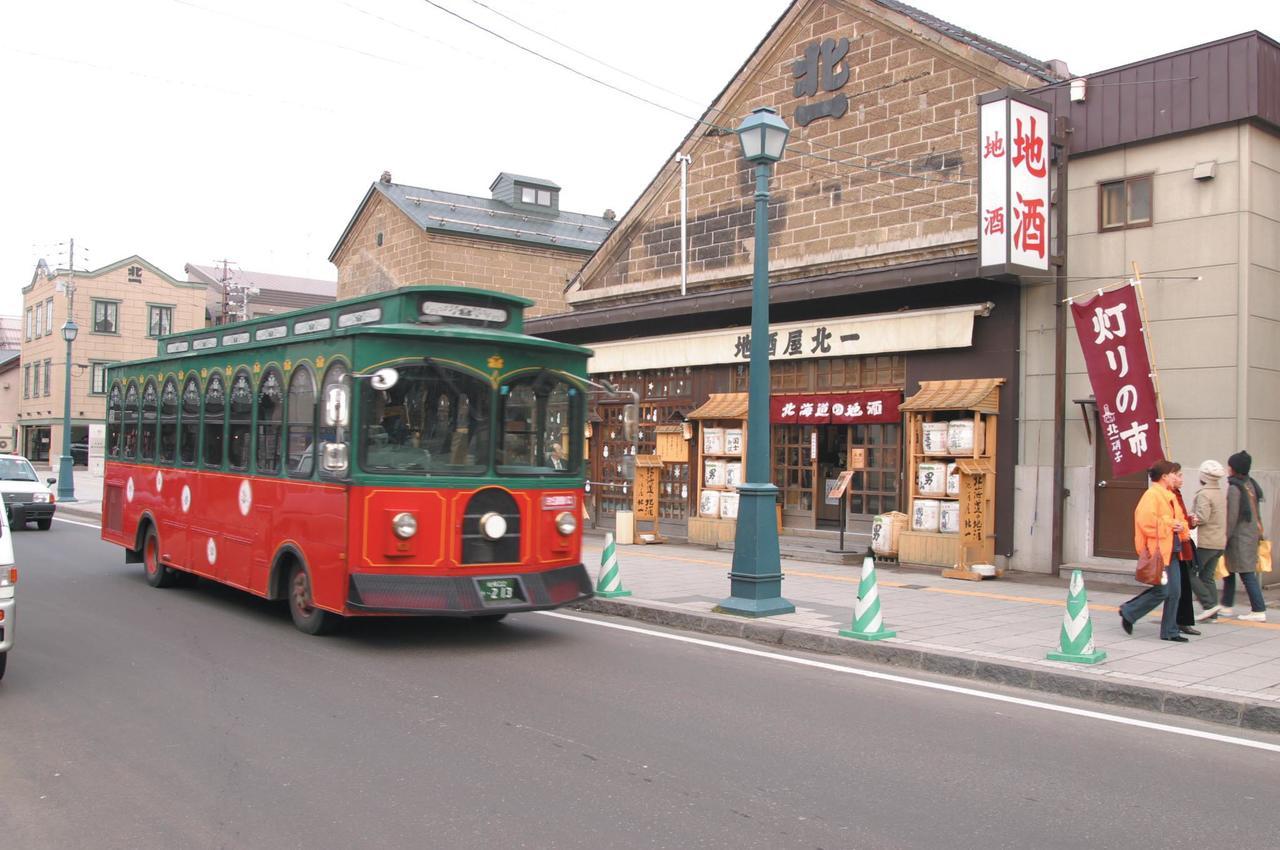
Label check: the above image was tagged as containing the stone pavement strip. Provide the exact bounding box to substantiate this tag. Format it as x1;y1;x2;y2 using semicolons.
574;536;1280;734
52;471;1280;733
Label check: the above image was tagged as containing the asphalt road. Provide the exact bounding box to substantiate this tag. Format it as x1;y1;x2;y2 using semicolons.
2;517;1279;850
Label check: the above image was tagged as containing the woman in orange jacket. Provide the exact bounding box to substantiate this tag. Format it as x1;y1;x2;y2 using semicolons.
1120;459;1189;642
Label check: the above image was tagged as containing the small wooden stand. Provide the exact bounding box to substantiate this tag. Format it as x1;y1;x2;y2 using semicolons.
685;393;750;547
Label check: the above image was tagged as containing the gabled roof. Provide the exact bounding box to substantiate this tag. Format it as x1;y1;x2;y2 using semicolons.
23;255;200;294
0;350;20;374
329;179;616;262
185;264;336;297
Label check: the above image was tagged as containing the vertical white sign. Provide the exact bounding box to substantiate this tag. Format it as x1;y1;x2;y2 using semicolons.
979;99;1008;269
1007;99;1051;271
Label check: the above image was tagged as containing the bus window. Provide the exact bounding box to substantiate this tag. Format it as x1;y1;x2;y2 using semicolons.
498;374;581;474
256;369;283;473
359;363;490;475
203;372;226;468
227;370;253;470
286;367;315;478
319;362;350;477
179;375;200;466
159;378;178;463
107;383;123;457
122;381;140;460
140;379;158;462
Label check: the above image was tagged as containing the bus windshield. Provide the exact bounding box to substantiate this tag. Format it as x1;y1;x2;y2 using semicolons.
497;372;581;475
360;363;491;475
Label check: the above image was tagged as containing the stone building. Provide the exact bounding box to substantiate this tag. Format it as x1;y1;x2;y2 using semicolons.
18;256;206;463
330;171;616;316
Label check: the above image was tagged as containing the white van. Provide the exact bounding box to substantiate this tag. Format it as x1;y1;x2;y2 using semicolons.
0;504;14;680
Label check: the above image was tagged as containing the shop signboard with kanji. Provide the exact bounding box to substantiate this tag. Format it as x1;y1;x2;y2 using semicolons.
770;390;900;425
1070;284;1164;477
978;89;1051;280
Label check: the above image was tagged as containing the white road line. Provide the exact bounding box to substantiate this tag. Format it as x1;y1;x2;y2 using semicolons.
52;516;101;530
537;610;1280;754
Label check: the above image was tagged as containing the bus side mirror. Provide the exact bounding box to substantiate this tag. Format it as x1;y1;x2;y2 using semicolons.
369;368;399;391
622;403;639;442
324;385;350;428
321;442;348;474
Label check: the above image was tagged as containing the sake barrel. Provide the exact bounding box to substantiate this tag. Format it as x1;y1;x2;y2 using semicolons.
939;500;960;534
911;498;940;532
946;462;960;496
947;420;979;455
921;422;950;455
916;461;947;496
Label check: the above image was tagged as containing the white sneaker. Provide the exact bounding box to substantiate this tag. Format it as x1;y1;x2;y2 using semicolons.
1196;605;1221;622
1237;611;1267;622
1218;607;1235;617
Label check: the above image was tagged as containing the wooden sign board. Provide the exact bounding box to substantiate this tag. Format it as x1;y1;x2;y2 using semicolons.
633;455;664;522
959;471;988;544
847;447;867;470
655;425;688;464
828;469;856;500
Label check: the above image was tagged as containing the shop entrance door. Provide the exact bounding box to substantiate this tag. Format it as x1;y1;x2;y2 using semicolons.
816;426;847;528
1092;415;1146;558
846;422;903;535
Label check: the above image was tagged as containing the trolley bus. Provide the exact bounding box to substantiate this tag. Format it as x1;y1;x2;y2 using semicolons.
100;286;595;634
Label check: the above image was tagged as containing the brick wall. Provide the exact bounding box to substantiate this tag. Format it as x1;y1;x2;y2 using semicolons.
575;0;1045;305
334;192;589;317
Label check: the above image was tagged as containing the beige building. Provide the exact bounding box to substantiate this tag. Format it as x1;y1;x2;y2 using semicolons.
1015;32;1280;579
330;171;616;316
18;256;206;463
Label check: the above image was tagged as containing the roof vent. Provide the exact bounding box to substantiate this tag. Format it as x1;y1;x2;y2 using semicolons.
603;209;616;221
1046;59;1072;78
379;170;392;184
1069;78;1087;103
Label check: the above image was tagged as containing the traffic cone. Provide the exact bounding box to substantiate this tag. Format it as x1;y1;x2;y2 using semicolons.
839;548;896;641
1047;569;1107;664
595;533;632;598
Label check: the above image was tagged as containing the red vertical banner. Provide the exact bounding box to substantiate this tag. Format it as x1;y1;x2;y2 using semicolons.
1070;284;1165;477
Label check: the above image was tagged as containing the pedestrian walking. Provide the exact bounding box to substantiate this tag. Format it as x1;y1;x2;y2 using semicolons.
1169;463;1201;635
1221;450;1268;622
1190;459;1227;621
1120;460;1189;642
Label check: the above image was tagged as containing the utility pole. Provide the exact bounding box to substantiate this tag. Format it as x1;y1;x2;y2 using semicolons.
57;238;80;502
215;259;236;324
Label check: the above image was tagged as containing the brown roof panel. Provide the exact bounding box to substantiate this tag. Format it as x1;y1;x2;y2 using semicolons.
687;393;749;420
901;378;1004;413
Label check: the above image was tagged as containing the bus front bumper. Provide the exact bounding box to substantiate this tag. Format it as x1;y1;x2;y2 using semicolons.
0;594;13;654
346;563;593;616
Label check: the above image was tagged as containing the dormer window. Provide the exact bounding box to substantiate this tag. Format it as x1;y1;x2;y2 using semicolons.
521;186;553;207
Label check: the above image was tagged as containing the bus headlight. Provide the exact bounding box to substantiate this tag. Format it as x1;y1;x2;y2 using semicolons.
554;511;577;536
33;492;52;504
391;512;418;539
479;511;507;540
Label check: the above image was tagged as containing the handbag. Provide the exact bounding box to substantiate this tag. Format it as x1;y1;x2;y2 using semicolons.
1245;485;1272;574
1135;545;1163;586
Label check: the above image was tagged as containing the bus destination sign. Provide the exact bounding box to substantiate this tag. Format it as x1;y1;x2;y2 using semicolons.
420;300;507;325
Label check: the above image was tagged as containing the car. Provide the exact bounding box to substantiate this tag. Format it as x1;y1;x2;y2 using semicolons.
0;505;15;680
71;441;89;465
0;454;57;530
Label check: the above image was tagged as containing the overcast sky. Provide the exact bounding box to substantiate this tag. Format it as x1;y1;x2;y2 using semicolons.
2;0;1275;316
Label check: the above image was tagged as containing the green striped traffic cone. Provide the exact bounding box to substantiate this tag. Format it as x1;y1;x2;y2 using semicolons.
595;533;632;598
1047;569;1107;664
840;549;896;641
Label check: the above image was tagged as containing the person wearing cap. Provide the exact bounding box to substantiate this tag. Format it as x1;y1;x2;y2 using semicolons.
1120;459;1188;642
1222;450;1267;621
1189;459;1227;620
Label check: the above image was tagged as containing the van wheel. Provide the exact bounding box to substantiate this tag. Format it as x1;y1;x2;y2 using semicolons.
143;527;174;588
288;562;340;635
0;652;7;680
37;518;52;530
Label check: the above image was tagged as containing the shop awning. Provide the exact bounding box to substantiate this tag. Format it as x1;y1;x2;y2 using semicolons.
686;392;749;420
900;378;1004;413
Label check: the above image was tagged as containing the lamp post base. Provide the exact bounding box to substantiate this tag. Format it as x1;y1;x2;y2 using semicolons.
715;482;794;618
55;454;77;503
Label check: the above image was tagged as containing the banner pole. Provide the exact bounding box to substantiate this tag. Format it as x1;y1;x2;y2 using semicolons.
1130;261;1171;457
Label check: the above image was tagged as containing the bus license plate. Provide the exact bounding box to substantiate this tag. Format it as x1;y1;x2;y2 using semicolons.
476;578;525;605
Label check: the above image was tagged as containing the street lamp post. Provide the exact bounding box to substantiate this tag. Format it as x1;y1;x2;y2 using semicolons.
57;315;79;503
716;107;794;618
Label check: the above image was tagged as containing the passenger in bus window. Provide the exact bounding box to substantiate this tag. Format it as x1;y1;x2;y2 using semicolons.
548;442;566;470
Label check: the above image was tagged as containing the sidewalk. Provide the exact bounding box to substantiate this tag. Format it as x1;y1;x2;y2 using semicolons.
577;533;1280;733
49;469;1280;732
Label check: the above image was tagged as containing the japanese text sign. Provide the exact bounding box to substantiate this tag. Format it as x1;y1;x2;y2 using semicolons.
979;90;1051;277
770;391;900;425
1070;285;1164;477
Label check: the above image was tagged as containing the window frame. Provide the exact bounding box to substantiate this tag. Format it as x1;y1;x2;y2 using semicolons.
90;362;113;395
45;297;54;335
159;376;179;464
91;299;121;335
34;301;43;338
107;382;124;457
255;367;285;474
23;363;30;399
285;365;317;479
122;380;140;460
25;307;32;341
178;374;201;467
1098;174;1154;232
140;378;159;462
43;358;51;397
227;368;254;471
147;303;175;338
202;371;227;469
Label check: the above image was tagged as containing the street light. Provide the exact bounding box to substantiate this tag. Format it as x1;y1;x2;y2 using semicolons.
715;107;793;618
57;316;79;503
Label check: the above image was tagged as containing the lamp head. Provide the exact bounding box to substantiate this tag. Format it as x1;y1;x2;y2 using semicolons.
735;106;790;164
62;319;79;343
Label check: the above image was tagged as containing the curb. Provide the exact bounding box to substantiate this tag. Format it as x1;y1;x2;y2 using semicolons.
574;597;1280;735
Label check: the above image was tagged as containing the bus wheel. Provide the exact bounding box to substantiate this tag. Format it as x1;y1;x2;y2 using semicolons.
0;651;7;680
143;527;175;588
472;614;508;624
288;563;340;636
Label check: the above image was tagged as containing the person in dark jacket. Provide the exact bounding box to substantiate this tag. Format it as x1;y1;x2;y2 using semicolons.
1221;450;1267;622
1168;463;1201;635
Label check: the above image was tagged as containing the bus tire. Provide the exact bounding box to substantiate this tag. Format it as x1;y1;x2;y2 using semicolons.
37;518;52;531
288;562;340;636
142;526;175;588
471;613;508;624
0;651;7;680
